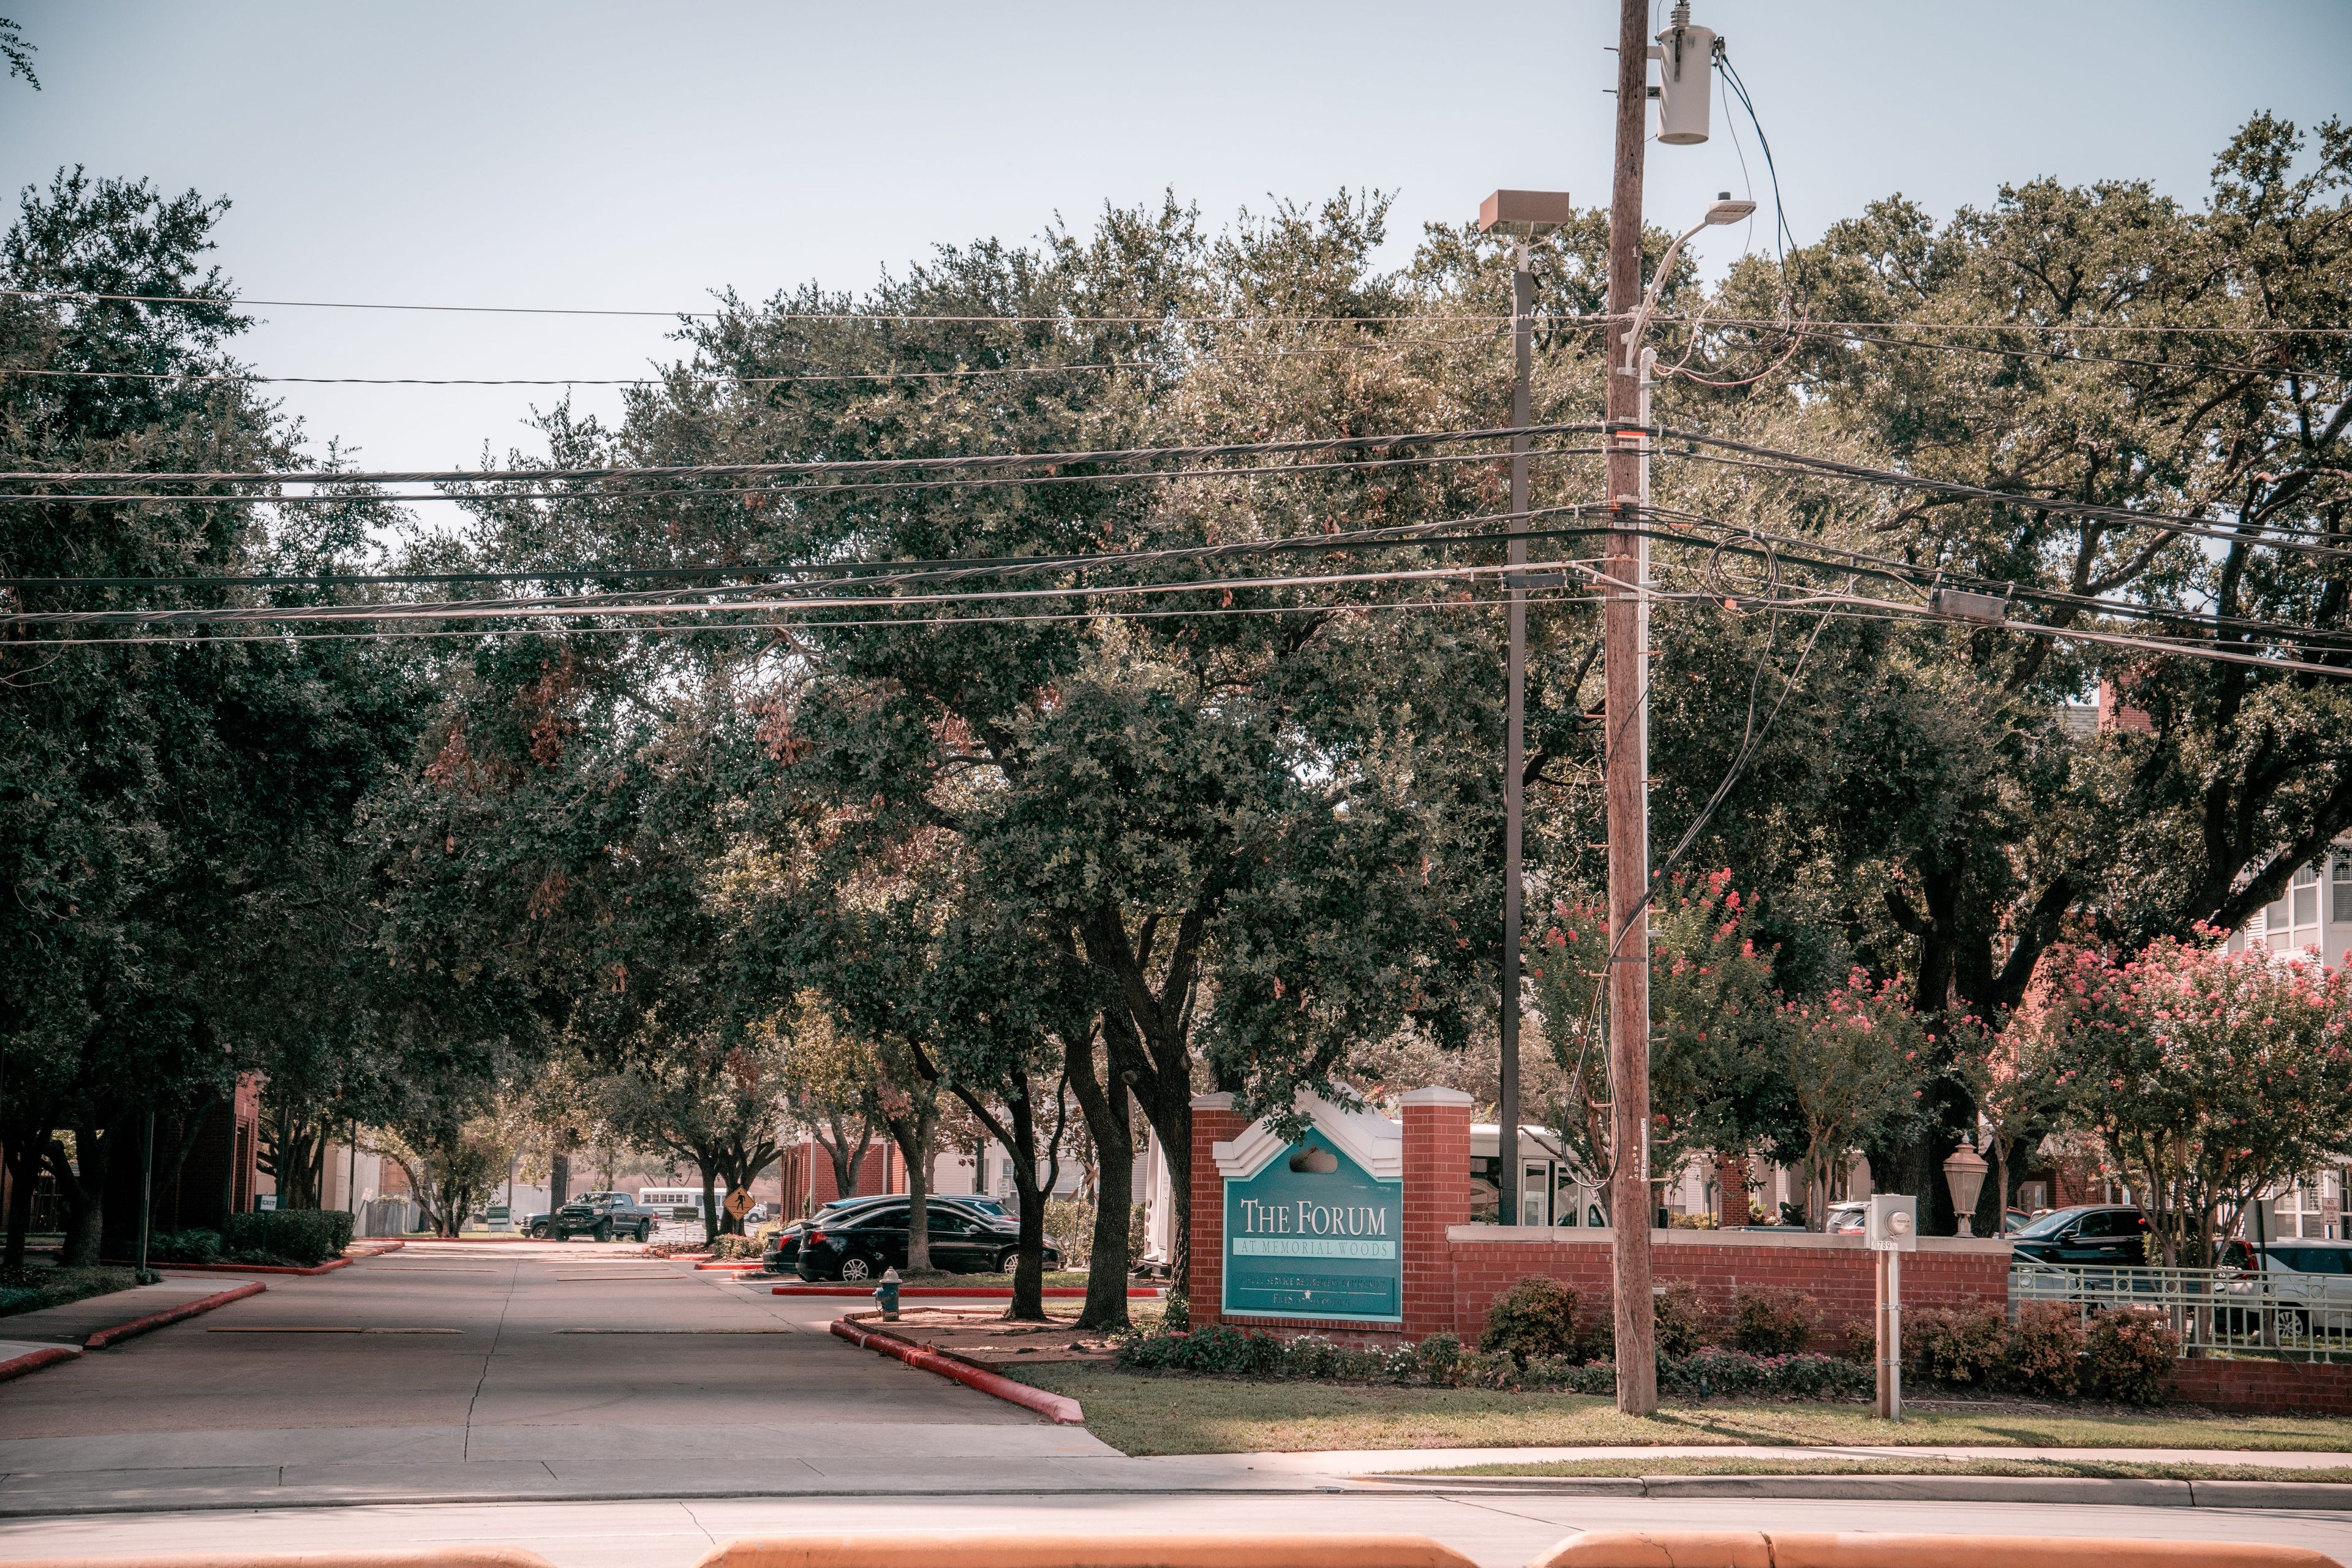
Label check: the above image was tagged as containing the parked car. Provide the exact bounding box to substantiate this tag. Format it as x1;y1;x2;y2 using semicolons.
763;1193;1014;1273
2223;1240;2352;1340
2007;1204;2150;1267
534;1190;661;1242
1823;1200;1866;1234
795;1197;1058;1281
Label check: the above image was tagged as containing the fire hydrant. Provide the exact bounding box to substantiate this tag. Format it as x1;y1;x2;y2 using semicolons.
874;1266;902;1321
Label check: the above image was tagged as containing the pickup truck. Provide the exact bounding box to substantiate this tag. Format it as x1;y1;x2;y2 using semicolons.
530;1190;660;1242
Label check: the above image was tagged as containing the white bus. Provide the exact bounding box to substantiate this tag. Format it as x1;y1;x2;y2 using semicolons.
639;1186;727;1219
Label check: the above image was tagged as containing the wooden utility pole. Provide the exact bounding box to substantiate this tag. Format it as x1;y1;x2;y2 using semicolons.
1605;0;1658;1417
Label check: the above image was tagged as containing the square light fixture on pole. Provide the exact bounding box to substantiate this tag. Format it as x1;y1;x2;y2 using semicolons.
1474;187;1570;1238
1478;189;1577;238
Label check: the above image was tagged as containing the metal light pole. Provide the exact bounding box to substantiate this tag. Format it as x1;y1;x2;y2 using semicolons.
1479;190;1573;1233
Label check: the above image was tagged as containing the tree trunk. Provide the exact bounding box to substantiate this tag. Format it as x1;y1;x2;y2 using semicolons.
1001;1079;1049;1321
1065;1031;1133;1331
698;1163;721;1245
1102;1003;1190;1321
549;1149;571;1211
57;1120;112;1266
886;1107;935;1271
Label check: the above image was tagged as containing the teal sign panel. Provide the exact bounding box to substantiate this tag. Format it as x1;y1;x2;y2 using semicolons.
1222;1127;1402;1322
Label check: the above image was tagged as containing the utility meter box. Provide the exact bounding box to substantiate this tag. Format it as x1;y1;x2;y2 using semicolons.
1866;1193;1917;1252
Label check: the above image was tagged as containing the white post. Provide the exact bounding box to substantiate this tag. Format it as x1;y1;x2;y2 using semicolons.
1886;1248;1903;1421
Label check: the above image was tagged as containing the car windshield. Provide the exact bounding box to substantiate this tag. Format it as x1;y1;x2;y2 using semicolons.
2012;1207;2087;1240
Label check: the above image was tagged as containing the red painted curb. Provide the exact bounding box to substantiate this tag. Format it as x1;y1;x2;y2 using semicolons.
777;1284;1160;1298
694;1260;765;1271
0;1345;81;1384
83;1281;266;1349
830;1316;1084;1425
349;1240;407;1257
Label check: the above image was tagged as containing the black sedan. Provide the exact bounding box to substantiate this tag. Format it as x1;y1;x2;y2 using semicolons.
2008;1204;2150;1267
795;1198;1058;1281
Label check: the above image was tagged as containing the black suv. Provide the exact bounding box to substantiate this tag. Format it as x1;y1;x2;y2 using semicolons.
536;1190;659;1242
795;1197;1056;1281
2008;1204;2150;1267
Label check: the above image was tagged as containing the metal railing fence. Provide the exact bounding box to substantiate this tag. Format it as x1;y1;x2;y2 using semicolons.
2010;1261;2352;1363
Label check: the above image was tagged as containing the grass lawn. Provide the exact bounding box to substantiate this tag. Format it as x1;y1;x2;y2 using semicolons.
0;1265;140;1319
1415;1456;2352;1482
1006;1365;2352;1458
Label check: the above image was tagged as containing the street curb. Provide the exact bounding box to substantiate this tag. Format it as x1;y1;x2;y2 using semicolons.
8;1474;2352;1520
778;1285;1161;1298
349;1240;407;1257
114;1257;351;1276
831;1316;1086;1425
83;1280;266;1349
1356;1472;2352;1509
0;1345;81;1384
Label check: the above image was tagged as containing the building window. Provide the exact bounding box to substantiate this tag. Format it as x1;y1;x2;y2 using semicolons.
2332;856;2352;924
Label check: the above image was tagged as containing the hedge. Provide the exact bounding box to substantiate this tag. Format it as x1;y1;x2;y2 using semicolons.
222;1208;355;1265
1115;1325;1870;1401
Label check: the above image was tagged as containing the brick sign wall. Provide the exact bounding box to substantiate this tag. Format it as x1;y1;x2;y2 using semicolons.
1191;1086;2010;1346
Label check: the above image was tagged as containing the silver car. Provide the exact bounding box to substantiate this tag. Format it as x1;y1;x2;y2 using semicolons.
2226;1240;2352;1341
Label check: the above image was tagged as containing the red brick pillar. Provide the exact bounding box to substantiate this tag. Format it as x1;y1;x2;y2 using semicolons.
1189;1092;1247;1329
1400;1087;1472;1340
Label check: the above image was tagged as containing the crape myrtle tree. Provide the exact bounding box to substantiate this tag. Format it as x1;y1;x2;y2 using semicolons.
1527;870;1796;1212
2050;933;2352;1267
0;171;429;1265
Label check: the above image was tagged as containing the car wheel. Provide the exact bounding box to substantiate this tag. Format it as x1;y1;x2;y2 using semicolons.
2279;1308;2310;1341
839;1256;872;1282
998;1248;1020;1274
530;1223;549;1239
636;1222;650;1243
594;1220;613;1243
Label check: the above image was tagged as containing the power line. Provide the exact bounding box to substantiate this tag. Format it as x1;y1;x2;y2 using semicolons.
1;498;1608;592
16;284;2348;337
0;286;1507;326
0;590;1606;649
1656;429;2352;564
0;420;1602;489
0;444;1607;511
0;330;1541;390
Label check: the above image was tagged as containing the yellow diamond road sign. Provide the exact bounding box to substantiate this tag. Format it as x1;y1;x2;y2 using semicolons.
724;1188;752;1218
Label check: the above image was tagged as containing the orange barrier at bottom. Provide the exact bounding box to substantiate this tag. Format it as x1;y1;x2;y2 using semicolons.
1530;1532;2338;1568
692;1537;1481;1568
0;1552;557;1568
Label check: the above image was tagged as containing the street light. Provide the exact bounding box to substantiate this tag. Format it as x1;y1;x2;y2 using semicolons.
1477;190;1570;1233
1943;1143;1990;1238
1618;193;1756;380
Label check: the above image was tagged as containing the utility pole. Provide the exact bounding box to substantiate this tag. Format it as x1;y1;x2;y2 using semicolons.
1604;0;1659;1417
1479;189;1573;1234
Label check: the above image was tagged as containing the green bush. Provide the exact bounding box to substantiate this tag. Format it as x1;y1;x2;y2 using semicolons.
2084;1306;2176;1405
1730;1287;1816;1355
1905;1305;2008;1389
1480;1276;1581;1366
146;1228;222;1264
708;1233;763;1260
1654;1281;1707;1357
2005;1300;2085;1396
222;1208;354;1265
1043;1198;1094;1270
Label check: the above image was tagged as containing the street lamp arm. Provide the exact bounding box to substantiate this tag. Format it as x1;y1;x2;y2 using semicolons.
1622;219;1711;376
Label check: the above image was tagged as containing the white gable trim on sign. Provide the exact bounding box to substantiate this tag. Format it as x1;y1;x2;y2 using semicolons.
1211;1089;1404;1182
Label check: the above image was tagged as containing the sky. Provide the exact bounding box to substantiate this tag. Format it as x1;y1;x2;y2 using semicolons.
2;1;2346;476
